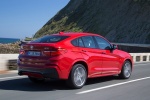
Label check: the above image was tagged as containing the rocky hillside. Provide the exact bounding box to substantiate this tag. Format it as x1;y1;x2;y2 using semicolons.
34;0;150;44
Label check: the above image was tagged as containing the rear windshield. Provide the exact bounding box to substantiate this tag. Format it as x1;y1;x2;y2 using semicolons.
31;35;69;43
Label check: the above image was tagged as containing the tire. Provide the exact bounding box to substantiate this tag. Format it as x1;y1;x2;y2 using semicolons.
67;64;87;89
28;76;45;83
119;61;132;79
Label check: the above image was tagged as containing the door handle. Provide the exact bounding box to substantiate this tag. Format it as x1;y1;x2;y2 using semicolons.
82;50;87;52
101;52;106;54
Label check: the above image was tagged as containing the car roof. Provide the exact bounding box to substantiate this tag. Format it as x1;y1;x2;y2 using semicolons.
51;32;102;37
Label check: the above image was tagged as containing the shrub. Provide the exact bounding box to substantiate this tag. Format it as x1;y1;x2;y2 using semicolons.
0;42;20;54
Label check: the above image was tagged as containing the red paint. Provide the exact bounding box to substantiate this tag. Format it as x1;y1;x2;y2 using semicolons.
18;32;133;79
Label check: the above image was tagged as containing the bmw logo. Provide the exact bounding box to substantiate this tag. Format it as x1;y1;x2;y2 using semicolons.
30;46;33;49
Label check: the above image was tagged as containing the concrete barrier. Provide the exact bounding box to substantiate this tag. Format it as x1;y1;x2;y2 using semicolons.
0;53;149;71
130;53;150;63
0;54;18;70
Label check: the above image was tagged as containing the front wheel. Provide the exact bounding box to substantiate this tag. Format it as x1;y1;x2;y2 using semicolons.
67;64;87;89
119;61;132;79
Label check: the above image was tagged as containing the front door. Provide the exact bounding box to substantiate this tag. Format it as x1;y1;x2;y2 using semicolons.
94;36;120;75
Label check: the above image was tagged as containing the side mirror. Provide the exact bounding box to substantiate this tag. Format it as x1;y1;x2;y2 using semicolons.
112;44;118;50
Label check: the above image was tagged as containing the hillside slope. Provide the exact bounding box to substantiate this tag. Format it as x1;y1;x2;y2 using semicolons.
34;0;150;43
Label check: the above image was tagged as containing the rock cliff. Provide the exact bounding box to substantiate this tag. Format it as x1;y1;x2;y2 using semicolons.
34;0;150;43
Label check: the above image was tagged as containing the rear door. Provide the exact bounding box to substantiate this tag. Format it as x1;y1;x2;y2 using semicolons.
78;36;103;77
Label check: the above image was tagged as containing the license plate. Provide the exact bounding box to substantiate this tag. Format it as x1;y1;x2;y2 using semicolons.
27;51;41;56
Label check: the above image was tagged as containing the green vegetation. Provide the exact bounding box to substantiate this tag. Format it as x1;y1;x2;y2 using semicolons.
24;37;33;41
0;42;20;54
34;16;82;38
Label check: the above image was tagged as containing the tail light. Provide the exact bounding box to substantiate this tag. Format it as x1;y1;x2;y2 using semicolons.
43;47;67;56
19;50;25;55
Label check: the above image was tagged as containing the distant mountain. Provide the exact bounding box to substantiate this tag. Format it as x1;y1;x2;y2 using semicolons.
0;37;20;44
34;0;150;44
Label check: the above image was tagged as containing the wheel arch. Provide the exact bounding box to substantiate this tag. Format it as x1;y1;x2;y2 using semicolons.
74;61;88;73
119;59;133;79
68;60;88;79
124;59;133;71
66;61;88;89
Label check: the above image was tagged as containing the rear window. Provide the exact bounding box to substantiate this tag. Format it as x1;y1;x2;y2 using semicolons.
31;35;69;43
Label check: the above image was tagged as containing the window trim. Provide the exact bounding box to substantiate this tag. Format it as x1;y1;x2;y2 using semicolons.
71;35;112;50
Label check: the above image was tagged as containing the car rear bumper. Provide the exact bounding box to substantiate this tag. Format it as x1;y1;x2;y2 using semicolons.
18;67;59;79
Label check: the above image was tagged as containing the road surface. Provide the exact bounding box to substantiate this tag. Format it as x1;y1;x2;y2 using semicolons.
0;62;150;100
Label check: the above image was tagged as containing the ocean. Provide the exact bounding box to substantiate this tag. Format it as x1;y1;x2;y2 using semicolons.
0;37;20;44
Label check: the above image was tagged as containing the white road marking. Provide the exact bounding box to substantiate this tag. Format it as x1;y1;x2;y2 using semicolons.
0;76;27;81
77;76;150;94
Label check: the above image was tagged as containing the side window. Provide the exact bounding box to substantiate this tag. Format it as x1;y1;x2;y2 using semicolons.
82;36;96;48
71;39;78;46
78;38;84;47
71;38;84;47
94;36;112;50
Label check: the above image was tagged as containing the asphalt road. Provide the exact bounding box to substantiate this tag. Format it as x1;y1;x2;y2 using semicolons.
0;62;150;100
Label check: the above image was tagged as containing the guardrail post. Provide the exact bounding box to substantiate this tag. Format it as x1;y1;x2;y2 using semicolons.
146;55;148;62
147;54;150;62
132;56;136;62
140;55;143;62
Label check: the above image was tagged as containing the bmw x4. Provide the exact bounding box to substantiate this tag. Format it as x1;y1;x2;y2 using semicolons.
18;32;133;89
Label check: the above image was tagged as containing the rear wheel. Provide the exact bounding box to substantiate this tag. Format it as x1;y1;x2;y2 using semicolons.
67;64;87;89
119;61;132;79
28;76;45;83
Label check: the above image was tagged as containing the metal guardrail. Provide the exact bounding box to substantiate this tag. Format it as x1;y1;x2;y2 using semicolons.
113;43;150;48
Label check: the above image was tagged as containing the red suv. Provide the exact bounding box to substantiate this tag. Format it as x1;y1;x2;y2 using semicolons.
18;32;133;89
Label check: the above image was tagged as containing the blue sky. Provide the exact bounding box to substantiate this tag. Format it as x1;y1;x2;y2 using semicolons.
0;0;70;39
